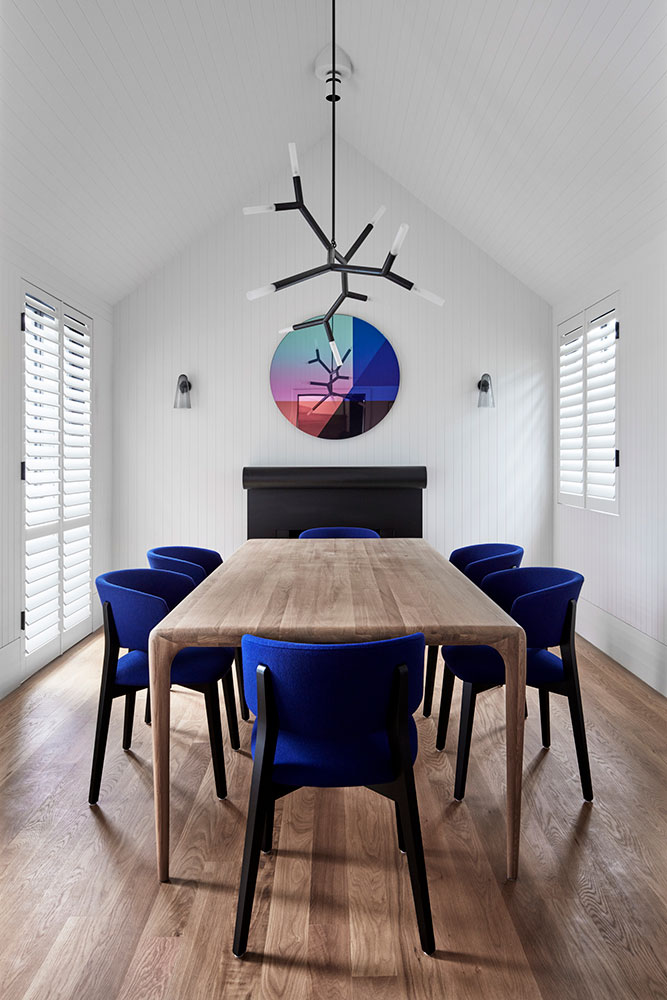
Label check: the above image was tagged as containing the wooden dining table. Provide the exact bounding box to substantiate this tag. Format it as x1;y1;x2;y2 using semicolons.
148;537;527;883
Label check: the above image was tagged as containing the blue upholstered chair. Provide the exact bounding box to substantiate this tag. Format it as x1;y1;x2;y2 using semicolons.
146;545;223;585
147;546;249;723
436;567;592;802
233;633;434;958
90;569;238;804
299;526;380;538
423;542;524;717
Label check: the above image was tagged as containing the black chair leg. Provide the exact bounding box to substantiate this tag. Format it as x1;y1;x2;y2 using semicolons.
233;745;276;955
395;771;435;955
89;687;114;805
454;683;477;801
422;646;439;717
539;689;551;748
144;689;151;725
222;670;240;751
567;687;593;801
395;800;406;853
235;648;250;722
262;796;275;854
203;684;227;800
122;691;136;750
435;666;455;751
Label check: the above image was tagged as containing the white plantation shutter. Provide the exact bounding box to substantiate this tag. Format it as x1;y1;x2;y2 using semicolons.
558;313;585;507
23;283;93;669
584;296;618;513
557;293;618;515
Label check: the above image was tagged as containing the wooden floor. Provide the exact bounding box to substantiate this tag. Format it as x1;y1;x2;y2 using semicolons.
0;633;665;1000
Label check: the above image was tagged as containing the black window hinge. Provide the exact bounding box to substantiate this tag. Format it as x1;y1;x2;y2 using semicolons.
20;611;25;631
615;321;620;339
21;311;26;332
615;450;620;468
20;461;25;481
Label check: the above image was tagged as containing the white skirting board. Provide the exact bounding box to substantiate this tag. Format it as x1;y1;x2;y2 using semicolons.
576;598;667;697
0;638;22;701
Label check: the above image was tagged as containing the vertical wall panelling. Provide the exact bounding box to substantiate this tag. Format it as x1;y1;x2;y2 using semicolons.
554;233;667;695
112;138;553;578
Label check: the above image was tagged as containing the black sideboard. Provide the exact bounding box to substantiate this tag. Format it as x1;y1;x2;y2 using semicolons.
243;466;427;538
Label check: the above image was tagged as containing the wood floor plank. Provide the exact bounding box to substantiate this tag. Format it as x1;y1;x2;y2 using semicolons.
0;632;665;999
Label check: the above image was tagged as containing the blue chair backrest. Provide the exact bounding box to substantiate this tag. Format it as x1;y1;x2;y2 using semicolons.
147;546;222;584
299;526;380;539
449;543;524;586
481;567;584;648
241;633;425;739
96;568;194;652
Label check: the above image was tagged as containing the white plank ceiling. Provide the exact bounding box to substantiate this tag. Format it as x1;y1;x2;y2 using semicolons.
1;0;665;306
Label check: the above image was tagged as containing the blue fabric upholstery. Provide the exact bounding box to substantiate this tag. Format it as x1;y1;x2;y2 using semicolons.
443;566;584;686
96;569;194;651
299;526;381;539
116;646;235;687
147;545;222;584
481;567;584;648
241;633;425;787
95;568;235;678
442;645;565;687
449;543;524;587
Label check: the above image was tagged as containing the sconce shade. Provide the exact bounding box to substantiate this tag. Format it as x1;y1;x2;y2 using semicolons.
477;373;495;408
174;373;192;409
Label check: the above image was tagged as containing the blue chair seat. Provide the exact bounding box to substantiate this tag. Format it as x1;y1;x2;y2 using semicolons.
250;717;418;787
442;645;565;688
116;646;235;688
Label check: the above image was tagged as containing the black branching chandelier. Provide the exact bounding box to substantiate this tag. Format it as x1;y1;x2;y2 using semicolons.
244;0;444;366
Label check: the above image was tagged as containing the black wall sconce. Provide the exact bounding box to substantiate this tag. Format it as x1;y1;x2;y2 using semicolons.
477;373;495;408
174;373;192;409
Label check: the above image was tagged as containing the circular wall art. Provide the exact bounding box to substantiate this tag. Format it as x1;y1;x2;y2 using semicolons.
270;314;400;440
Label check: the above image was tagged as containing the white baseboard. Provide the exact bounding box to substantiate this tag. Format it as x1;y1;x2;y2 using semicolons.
0;638;22;700
576;598;667;697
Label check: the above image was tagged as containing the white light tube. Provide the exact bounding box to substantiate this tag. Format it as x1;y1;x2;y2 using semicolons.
278;325;294;335
369;204;386;226
330;340;343;367
243;204;276;215
288;142;300;176
390;223;409;256
412;285;445;307
246;284;276;301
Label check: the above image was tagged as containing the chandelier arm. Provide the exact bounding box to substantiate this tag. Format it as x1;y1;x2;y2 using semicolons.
332;263;384;277
293;175;304;202
299;205;333;252
381;252;397;274
324;292;347;323
347;291;368;301
275;201;301;212
273;264;332;292
294;317;327;332
331;0;336;246
345;223;374;261
384;271;415;291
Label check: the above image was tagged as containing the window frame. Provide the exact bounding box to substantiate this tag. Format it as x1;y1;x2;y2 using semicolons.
557;292;619;516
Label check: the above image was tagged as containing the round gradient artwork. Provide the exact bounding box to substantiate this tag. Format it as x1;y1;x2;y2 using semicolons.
270;315;400;440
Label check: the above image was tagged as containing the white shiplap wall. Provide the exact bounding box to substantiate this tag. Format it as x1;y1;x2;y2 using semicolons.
113;138;553;572
0;235;113;698
554;232;667;695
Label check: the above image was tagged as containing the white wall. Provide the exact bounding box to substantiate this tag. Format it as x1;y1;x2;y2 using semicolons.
0;235;113;699
113;139;553;572
554;232;667;695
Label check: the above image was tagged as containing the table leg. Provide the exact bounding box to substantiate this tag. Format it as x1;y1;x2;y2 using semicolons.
496;629;527;880
149;632;179;882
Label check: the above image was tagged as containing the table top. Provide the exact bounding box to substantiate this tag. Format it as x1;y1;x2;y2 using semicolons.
152;537;522;648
